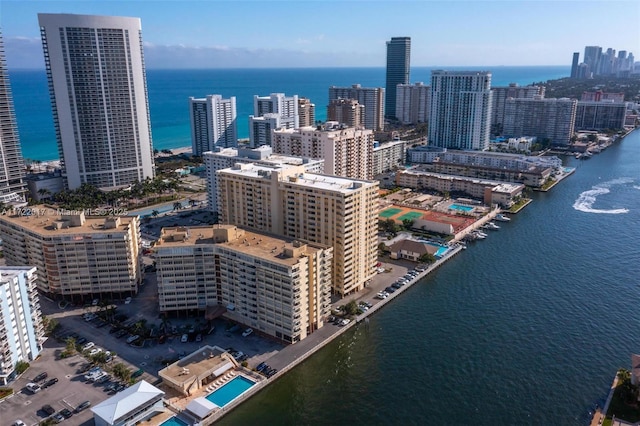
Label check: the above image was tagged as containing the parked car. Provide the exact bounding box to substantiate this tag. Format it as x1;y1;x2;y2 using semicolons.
242;328;253;337
126;335;140;344
75;400;91;413
60;408;73;419
43;378;58;388
124;297;132;304
12;421;26;426
88;348;102;356
76;336;87;345
26;382;41;393
131;369;144;379
42;404;56;415
52;413;64;423
34;372;48;382
180;334;188;343
256;362;267;372
339;319;351;326
195;333;202;342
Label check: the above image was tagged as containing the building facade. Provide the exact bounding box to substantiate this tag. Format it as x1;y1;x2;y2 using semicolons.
155;225;333;343
490;83;545;135
503;97;577;146
327;98;365;128
203;145;324;212
272;123;374;179
38;13;155;190
0;267;44;385
396;82;430;125
575;101;627;131
189;95;237;155
429;71;492;151
385;36;411;120
253;93;299;130
297;97;315;127
372;140;406;176
0;209;142;299
0;33;27;205
328;84;384;131
217;163;379;297
248;113;280;148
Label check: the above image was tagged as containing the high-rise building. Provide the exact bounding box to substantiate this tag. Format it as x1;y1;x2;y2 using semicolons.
217;163;379;297
372;140;406;176
38;14;155;190
254;93;299;128
0;33;27;205
0;267;44;385
203;145;324;213
575;101;627;131
385;37;411;120
248;113;281;148
395;82;430;125
155;224;333;343
272;122;374;180
491;83;545;135
0;209;142;299
571;52;580;78
583;46;602;77
297;97;315;127
328;84;385;131
327;98;365;128
429;71;492;151
503;97;577;146
189;95;237;155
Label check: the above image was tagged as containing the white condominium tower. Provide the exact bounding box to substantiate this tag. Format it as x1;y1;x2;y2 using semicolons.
396;82;430;125
429;71;492;151
249;93;299;147
0;267;44;385
0;33;27;204
38;13;155;190
217;163;379;297
189;95;237;156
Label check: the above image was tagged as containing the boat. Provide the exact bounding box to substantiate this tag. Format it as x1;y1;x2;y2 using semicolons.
494;214;511;222
484;222;500;230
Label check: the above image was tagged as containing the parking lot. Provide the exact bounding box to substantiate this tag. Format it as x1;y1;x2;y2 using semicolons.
0;340;112;426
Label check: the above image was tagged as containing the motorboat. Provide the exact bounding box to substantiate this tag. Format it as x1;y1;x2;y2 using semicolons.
484;222;500;230
494;214;511;222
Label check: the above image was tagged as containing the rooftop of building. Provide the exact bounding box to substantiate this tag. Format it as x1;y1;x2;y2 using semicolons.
156;224;327;266
398;169;525;190
0;206;137;235
219;163;377;193
204;146;322;166
158;345;236;387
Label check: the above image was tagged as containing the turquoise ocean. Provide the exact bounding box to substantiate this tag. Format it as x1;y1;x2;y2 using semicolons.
8;66;569;161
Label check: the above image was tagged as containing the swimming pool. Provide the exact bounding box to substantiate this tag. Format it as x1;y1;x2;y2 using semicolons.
449;204;473;212
160;416;189;426
426;242;449;257
206;376;256;407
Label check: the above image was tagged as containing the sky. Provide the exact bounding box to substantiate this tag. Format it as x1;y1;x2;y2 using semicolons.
1;0;639;69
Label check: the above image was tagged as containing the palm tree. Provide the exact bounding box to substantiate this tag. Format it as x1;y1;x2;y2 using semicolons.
173;201;183;211
151;210;159;219
37;188;51;202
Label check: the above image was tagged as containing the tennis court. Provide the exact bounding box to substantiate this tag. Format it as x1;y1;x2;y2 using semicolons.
380;207;402;218
398;211;424;221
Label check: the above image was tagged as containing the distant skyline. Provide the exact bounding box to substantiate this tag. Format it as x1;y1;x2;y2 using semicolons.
2;1;639;70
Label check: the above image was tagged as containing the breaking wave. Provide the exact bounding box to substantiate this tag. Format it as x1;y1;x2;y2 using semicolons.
572;178;633;214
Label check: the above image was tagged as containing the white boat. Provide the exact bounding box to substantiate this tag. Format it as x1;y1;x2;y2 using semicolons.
484;222;500;230
494;214;511;222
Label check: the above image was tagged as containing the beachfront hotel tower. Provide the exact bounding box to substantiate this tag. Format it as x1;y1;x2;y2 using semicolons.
428;71;492;151
385;37;411;120
38;13;155;190
328;84;385;131
0;33;27;204
189;95;237;156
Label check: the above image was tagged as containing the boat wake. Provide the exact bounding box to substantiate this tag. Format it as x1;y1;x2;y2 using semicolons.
572;178;633;214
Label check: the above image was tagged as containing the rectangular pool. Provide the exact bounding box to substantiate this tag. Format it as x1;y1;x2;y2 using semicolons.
206;376;256;407
449;204;473;212
426;242;449;257
160;417;189;426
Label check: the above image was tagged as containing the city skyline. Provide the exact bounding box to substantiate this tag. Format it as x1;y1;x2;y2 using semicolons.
2;1;639;69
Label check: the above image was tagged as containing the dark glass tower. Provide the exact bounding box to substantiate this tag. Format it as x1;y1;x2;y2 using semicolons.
385;37;411;120
570;52;579;78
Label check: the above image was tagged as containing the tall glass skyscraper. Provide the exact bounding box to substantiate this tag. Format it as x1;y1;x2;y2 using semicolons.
38;13;155;190
428;70;492;151
385;37;411;120
0;32;27;204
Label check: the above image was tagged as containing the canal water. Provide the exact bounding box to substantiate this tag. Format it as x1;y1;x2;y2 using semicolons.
220;131;640;425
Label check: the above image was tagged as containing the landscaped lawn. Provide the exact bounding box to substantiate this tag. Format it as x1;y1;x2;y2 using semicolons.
606;385;640;423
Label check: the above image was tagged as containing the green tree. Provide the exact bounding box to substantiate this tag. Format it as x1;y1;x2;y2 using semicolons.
343;300;359;316
42;316;59;336
419;252;437;264
65;337;77;354
402;219;414;230
112;363;131;382
15;360;30;374
151;209;159;219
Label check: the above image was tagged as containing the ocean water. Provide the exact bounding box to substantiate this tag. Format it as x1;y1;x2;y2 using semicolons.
218;131;640;425
8;66;569;161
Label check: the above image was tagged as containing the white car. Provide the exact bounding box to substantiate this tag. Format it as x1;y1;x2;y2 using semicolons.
376;292;387;299
82;341;95;351
242;328;253;337
25;382;40;393
124;297;132;304
180;334;188;343
88;348;102;356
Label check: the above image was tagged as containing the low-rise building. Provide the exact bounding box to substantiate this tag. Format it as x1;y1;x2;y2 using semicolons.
0;208;142;299
396;169;525;207
0;267;44;385
155;225;333;344
91;380;164;426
